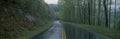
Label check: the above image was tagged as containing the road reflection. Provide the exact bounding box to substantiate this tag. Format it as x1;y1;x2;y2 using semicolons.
31;21;62;39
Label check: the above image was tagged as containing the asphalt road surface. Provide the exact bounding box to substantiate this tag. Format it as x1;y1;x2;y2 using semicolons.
31;21;62;39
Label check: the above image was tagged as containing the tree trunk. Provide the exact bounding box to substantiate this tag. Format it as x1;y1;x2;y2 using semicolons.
103;0;109;27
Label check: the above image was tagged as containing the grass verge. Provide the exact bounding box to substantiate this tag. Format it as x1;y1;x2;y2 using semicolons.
62;22;120;39
17;21;53;39
62;27;66;39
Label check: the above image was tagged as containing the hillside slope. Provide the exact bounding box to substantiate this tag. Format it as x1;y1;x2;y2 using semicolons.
0;0;54;39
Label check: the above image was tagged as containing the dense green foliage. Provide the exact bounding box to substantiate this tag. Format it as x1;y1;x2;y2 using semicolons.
0;0;54;39
59;0;120;39
59;0;120;29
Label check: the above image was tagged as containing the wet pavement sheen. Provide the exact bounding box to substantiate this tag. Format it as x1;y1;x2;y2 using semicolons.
31;21;62;39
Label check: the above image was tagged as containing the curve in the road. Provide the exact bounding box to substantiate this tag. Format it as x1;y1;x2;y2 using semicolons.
31;21;63;39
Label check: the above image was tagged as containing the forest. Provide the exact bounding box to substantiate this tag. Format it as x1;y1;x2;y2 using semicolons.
0;0;120;39
59;0;120;29
58;0;120;39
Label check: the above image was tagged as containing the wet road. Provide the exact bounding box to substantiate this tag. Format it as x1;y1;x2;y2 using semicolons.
63;23;110;39
31;21;62;39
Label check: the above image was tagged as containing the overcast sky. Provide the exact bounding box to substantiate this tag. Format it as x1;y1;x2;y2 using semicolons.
44;0;120;9
44;0;58;4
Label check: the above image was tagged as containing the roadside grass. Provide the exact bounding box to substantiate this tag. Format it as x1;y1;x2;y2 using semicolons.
62;27;66;39
62;22;120;39
17;22;53;39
